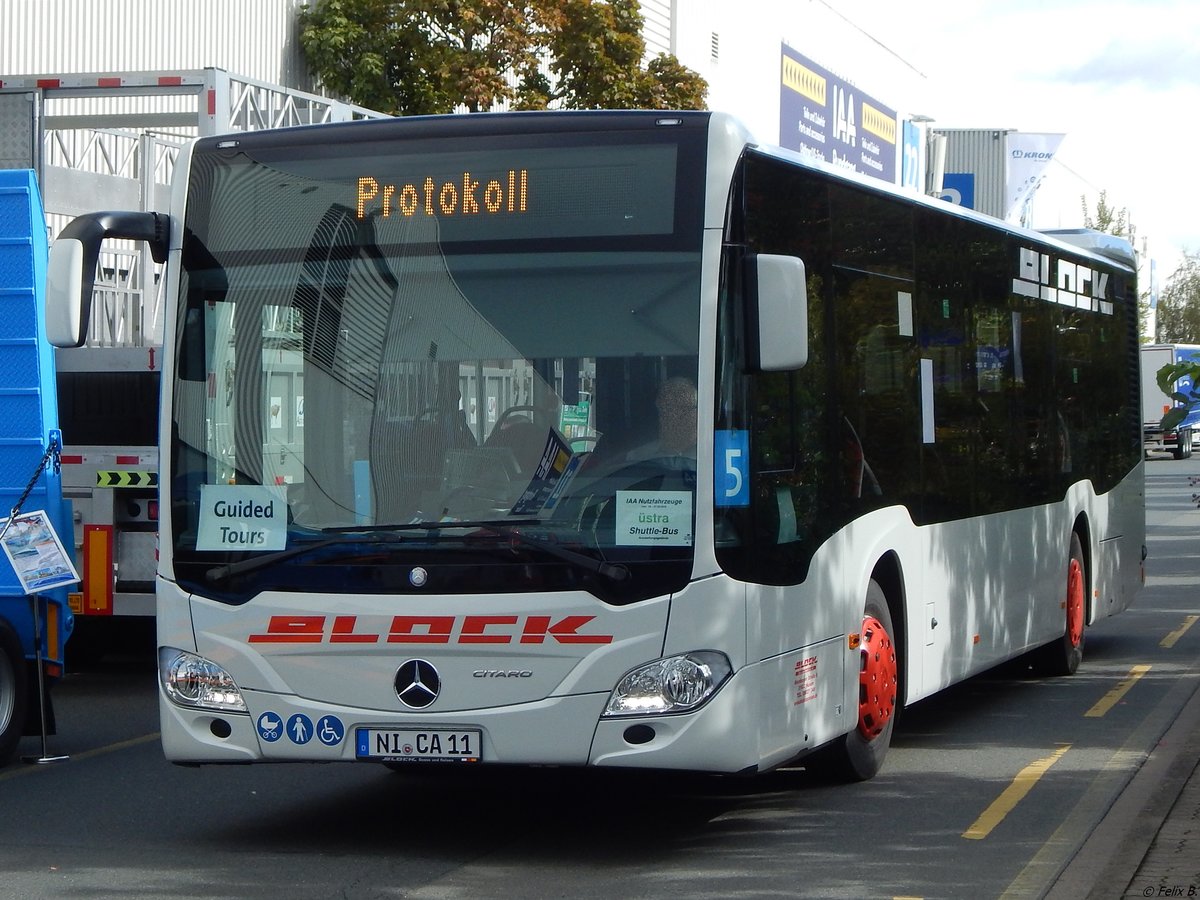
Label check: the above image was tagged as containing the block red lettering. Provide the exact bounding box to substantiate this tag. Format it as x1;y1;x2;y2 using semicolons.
520;615;613;644
329;615;379;643
459;615;517;644
388;615;454;643
248;615;325;643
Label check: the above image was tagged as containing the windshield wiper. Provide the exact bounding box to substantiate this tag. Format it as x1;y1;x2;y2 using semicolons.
203;519;628;584
205;519;535;582
323;520;627;581
321;518;541;533
476;524;629;582
205;532;396;582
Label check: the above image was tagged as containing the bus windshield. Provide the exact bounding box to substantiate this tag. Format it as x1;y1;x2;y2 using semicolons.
169;118;707;604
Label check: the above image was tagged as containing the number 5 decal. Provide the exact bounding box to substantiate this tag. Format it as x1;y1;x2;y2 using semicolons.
714;430;750;507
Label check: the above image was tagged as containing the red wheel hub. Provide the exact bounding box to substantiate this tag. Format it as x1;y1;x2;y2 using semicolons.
1066;558;1084;648
858;615;897;740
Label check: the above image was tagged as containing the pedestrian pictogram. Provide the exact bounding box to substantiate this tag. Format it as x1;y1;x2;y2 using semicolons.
287;714;313;745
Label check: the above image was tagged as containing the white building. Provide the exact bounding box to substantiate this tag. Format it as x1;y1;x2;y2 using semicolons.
2;0;927;148
1;0;315;89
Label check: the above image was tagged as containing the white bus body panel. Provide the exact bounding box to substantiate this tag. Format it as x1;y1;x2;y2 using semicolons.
161;575;764;769
157;461;1144;770
185;589;667;707
741;466;1144;715
589;647;845;773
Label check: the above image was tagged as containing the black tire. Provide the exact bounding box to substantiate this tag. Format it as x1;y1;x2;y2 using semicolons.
1174;429;1192;459
1033;532;1086;676
809;580;899;782
0;622;29;767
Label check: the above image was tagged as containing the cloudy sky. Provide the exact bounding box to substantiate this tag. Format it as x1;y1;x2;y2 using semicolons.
832;0;1199;288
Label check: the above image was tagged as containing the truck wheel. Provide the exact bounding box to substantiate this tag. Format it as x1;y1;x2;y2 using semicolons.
0;623;29;766
1174;429;1191;459
1033;532;1086;676
809;580;899;781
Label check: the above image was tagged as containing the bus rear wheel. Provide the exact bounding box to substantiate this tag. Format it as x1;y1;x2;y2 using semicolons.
1033;532;1086;676
0;623;29;766
810;580;898;782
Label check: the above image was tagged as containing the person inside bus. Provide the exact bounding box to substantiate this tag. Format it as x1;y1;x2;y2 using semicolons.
626;375;698;470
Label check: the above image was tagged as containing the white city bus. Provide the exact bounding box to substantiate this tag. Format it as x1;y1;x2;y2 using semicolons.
46;111;1144;780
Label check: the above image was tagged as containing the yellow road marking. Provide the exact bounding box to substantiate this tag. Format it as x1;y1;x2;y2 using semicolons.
0;732;159;782
1084;664;1151;717
1161;614;1199;648
962;745;1070;840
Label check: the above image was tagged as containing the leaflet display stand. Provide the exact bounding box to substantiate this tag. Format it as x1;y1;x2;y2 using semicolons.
0;509;78;765
21;593;68;764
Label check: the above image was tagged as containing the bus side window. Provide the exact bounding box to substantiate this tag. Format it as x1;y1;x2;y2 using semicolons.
837;270;918;508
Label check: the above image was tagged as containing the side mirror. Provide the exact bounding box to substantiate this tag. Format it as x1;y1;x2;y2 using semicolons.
745;253;808;371
45;237;88;348
45;211;169;348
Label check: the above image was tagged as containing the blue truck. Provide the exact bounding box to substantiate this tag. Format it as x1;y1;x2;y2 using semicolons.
0;169;73;765
1141;343;1200;459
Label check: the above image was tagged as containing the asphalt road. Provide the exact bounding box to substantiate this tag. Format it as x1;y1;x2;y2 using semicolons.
1;455;1197;900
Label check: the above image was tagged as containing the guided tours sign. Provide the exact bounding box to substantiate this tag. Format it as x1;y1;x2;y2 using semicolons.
197;484;288;551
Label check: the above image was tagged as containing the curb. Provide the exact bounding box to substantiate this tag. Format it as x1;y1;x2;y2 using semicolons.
1044;670;1200;898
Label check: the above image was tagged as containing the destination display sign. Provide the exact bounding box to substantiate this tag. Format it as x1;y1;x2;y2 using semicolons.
222;141;686;244
351;143;678;240
357;169;528;220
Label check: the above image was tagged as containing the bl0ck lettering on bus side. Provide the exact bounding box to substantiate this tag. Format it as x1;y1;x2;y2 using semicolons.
247;614;614;645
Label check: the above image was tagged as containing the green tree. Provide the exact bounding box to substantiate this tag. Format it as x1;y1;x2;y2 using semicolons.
1155;250;1200;343
1080;189;1152;337
517;0;707;110
298;0;540;115
298;0;707;116
1081;189;1136;245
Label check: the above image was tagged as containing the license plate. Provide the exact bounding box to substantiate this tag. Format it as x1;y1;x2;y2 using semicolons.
355;727;481;762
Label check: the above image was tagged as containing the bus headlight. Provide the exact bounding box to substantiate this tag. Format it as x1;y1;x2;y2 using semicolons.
159;648;248;713
603;651;731;716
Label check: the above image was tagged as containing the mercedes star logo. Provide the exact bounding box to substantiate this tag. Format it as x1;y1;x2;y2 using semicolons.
395;659;441;708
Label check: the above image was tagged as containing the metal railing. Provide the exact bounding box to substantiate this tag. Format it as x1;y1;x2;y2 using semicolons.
86;248;161;348
28;69;388;350
226;75;383;131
